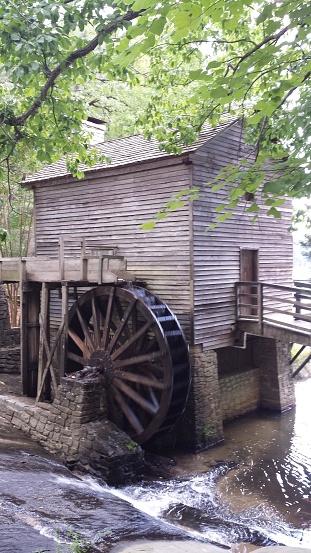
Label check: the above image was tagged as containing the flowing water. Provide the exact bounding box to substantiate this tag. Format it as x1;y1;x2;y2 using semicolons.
107;378;311;549
0;380;310;552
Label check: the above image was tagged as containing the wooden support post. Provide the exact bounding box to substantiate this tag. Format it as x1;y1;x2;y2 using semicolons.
20;281;41;397
292;352;311;378
258;282;264;334
98;255;103;285
20;282;28;395
19;258;26;283
290;345;305;365
59;282;69;378
294;289;302;320
80;238;88;280
36;319;65;403
37;283;50;400
59;236;65;280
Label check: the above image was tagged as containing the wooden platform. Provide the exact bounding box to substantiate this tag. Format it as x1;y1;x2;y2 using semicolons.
235;281;311;346
0;255;135;284
0;240;136;399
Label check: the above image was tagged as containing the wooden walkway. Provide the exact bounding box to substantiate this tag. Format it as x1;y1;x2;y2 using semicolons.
236;280;311;347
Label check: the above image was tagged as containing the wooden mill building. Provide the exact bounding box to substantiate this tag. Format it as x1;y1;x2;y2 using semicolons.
1;118;305;451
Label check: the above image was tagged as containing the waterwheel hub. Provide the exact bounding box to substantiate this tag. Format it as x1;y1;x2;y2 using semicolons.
89;350;114;385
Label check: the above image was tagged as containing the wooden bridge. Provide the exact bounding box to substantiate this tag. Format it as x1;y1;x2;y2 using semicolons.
236;280;311;376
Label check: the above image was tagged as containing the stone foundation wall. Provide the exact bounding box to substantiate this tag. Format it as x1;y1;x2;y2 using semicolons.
252;337;295;411
0;377;144;485
175;345;224;451
219;368;260;421
0;283;20;373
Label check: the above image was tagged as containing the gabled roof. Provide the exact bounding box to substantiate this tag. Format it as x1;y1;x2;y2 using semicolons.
24;118;239;185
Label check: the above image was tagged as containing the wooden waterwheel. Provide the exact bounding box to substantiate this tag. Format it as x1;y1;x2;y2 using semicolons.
67;285;191;444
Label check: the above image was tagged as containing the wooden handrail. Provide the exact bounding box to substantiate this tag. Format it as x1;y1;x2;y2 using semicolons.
236;280;311;335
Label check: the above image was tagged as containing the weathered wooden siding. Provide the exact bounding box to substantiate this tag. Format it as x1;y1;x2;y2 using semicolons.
33;158;192;340
190;122;293;349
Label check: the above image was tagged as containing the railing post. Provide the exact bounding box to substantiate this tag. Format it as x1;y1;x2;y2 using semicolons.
258;282;263;334
294;288;302;320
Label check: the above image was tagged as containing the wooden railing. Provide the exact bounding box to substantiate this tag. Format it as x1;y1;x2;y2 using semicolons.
236;281;311;334
0;236;134;284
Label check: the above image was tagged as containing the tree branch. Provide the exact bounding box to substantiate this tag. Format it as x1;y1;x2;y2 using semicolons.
232;25;291;74
13;9;141;127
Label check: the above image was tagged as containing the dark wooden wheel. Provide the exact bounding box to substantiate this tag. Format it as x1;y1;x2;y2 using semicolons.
67;285;191;444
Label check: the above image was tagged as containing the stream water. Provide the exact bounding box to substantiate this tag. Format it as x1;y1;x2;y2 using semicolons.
0;380;310;553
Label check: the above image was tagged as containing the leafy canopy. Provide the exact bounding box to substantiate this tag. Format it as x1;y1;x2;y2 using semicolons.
0;0;310;230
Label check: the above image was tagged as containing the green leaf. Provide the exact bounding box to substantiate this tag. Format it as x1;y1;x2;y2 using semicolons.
246;203;260;213
267;207;282;218
141;221;156;230
218;212;233;222
132;0;152;10
171;11;191;29
149;16;166;36
263;181;285;194
210;87;228;99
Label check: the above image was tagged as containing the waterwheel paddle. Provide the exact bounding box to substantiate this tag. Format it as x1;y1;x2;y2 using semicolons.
67;285;191;444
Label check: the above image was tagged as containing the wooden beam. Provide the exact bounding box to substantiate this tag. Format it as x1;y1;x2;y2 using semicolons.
37;283;49;398
20;282;41;397
59;236;65;280
59;282;69;378
37;312;59;401
36;319;65;403
292;353;311;378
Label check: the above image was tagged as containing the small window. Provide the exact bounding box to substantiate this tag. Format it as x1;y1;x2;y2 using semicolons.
244;192;255;202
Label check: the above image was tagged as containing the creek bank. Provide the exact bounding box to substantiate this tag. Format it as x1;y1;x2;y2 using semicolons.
0;415;191;553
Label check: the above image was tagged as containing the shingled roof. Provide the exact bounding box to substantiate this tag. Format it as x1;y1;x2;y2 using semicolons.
24;118;239;185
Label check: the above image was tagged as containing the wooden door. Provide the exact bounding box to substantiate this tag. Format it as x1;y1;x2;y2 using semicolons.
240;249;259;316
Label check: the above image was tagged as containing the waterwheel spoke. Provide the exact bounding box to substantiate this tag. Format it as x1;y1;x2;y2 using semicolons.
91;293;101;349
145;336;157;352
67;351;89;366
114;378;158;415
111;386;144;435
76;304;95;352
113;350;163;369
114;369;165;390
132;305;138;336
134;326;151;354
107;299;137;355
148;386;160;410
143;362;164;376
114;298;131;340
68;328;91;357
101;287;114;350
111;320;155;361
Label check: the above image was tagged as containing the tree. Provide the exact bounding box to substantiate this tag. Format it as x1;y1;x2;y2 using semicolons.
0;0;310;222
300;234;311;262
0;141;36;325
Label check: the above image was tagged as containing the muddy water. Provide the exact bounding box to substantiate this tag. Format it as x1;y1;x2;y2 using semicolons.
0;380;310;552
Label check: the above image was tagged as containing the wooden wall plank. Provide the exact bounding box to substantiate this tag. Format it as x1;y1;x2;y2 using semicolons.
34;161;193;339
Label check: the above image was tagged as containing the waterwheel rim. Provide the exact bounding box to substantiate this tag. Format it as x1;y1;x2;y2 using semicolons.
67;285;191;444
